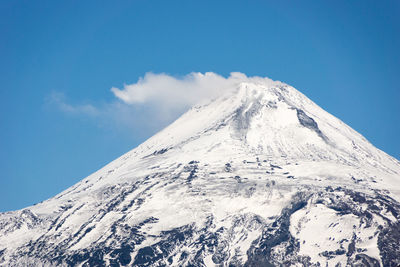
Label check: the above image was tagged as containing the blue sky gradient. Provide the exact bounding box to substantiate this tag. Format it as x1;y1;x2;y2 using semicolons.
1;0;399;211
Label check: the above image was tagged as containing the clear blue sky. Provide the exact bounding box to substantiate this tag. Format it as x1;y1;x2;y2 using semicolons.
1;0;399;212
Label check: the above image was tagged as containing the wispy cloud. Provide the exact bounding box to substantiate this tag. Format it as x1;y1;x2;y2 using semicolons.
47;92;99;116
46;91;169;136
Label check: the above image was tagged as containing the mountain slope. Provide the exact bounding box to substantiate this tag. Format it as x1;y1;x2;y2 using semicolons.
1;79;400;266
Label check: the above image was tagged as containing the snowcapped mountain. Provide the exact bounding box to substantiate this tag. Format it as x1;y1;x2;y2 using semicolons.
1;79;400;266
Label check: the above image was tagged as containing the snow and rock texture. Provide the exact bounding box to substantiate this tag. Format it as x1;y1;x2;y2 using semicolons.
1;79;400;266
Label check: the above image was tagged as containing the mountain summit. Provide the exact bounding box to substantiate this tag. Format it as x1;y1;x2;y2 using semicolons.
1;80;400;266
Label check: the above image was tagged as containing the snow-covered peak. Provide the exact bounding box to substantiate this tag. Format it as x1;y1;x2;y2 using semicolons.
125;81;398;175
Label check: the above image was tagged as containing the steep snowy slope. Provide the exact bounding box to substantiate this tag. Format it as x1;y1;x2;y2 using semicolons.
1;79;400;266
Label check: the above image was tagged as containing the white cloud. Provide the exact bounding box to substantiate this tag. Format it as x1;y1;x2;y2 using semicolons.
111;72;276;110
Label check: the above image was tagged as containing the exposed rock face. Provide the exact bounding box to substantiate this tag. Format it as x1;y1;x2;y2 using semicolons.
1;80;399;266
